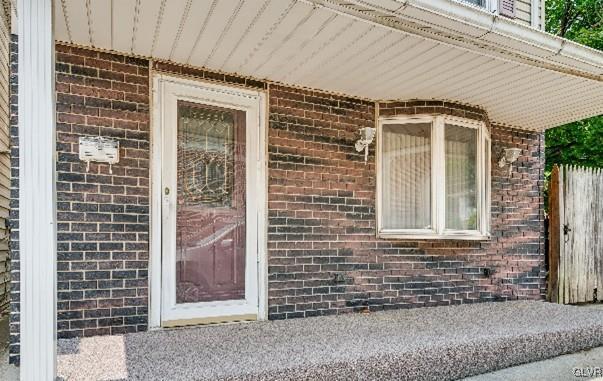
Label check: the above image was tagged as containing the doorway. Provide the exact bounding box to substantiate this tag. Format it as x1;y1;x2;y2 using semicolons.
151;75;267;327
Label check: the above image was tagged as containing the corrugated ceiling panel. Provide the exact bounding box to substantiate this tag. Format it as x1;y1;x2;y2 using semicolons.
111;0;136;53
272;15;357;82
88;0;111;49
251;8;337;79
54;0;70;43
130;0;164;57
219;0;295;75
356;43;454;94
203;0;270;71
185;0;258;68
148;0;189;60
39;0;603;130
167;0;218;64
301;32;416;89
64;0;91;46
295;27;390;85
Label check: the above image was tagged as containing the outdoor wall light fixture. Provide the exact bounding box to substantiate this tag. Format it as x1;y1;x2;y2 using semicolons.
79;136;120;174
355;127;376;164
498;147;522;177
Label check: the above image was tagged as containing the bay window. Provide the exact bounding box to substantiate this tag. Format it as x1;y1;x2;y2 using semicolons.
377;115;491;239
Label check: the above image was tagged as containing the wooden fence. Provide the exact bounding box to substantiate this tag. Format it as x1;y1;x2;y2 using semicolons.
548;165;603;304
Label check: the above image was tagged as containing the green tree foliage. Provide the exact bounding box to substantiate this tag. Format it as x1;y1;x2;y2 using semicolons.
546;0;603;49
545;117;603;169
544;0;602;182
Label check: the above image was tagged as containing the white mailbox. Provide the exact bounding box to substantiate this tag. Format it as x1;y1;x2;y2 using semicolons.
79;136;119;173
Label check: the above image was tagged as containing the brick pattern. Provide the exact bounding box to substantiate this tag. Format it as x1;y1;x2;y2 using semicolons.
267;89;545;319
152;61;267;90
8;45;546;362
53;45;150;339
8;34;19;365
379;100;491;128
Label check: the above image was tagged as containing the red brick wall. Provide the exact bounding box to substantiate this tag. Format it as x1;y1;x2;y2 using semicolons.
9;44;545;362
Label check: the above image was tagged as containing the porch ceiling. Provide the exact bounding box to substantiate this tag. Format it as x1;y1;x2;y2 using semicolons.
43;0;603;130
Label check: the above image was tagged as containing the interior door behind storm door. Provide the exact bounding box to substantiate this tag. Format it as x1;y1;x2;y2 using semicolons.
158;77;263;326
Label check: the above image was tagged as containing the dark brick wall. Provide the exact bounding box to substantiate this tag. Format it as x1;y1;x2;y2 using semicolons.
266;89;545;319
8;34;19;364
53;44;150;339
9;44;545;362
9;43;151;363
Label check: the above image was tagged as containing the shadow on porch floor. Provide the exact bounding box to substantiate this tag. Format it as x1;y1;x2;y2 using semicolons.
57;301;603;381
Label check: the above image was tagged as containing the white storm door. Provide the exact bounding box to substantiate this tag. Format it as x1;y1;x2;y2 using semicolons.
158;76;264;325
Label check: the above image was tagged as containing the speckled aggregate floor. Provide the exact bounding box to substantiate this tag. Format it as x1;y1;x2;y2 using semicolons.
56;301;603;381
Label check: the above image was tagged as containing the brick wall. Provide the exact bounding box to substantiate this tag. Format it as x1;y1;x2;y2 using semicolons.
9;43;546;362
8;34;19;364
266;91;545;319
10;44;151;363
53;44;151;341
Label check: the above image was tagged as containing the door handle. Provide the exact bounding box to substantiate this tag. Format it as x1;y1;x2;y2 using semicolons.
163;187;171;207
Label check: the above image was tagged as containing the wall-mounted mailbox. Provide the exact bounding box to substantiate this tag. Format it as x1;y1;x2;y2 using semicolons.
79;136;119;173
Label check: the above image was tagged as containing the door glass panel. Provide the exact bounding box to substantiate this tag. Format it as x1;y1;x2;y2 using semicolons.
176;101;246;304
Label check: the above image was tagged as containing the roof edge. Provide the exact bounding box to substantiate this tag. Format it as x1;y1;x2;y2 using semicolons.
305;0;603;81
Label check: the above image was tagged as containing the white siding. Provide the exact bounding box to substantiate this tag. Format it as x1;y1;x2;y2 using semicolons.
515;0;532;26
514;0;545;30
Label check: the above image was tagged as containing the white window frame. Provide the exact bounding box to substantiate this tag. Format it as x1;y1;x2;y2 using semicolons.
376;114;491;240
457;0;498;13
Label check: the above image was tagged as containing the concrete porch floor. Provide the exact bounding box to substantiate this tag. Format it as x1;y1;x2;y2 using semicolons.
53;301;603;381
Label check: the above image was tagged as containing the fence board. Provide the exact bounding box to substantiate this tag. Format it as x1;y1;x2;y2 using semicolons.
550;165;603;304
547;165;560;302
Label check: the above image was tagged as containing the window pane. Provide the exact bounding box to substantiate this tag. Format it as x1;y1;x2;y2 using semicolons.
462;0;486;7
445;124;478;230
382;123;431;230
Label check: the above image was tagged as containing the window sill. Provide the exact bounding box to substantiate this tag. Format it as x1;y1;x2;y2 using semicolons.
377;232;491;241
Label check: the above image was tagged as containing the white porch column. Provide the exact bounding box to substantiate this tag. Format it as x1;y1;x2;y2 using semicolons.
17;0;56;380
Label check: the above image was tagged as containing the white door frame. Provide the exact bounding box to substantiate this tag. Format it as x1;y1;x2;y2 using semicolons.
149;73;268;328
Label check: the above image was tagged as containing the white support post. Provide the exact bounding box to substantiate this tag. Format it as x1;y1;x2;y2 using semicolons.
18;0;56;380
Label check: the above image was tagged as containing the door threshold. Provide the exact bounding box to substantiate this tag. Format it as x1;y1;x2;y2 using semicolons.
161;313;257;328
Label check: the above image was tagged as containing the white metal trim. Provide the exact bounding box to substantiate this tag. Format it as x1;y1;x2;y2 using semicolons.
434;115;445;235
257;87;268;321
149;71;162;329
379;232;490;241
484;132;492;236
18;0;57;379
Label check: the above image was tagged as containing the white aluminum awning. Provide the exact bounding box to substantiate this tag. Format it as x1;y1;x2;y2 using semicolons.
18;0;603;130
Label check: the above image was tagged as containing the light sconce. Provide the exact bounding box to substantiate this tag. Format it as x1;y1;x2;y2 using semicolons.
355;127;376;164
498;147;522;176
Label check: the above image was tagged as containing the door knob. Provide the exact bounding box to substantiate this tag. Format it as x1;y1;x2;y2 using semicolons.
164;187;170;195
